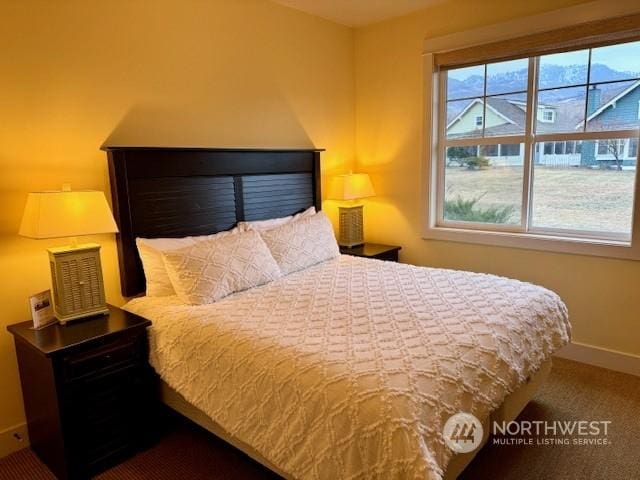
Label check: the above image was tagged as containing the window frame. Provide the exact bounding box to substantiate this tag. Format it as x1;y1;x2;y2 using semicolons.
422;4;640;261
436;55;639;240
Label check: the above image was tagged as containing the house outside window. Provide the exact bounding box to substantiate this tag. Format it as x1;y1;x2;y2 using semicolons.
426;27;640;259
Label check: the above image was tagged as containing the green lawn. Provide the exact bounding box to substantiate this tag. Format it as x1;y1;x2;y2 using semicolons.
444;166;636;234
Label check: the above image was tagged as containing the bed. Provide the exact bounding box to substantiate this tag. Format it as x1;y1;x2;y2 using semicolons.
106;146;570;480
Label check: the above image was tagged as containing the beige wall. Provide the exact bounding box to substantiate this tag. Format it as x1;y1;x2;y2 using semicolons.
354;0;640;359
0;0;354;436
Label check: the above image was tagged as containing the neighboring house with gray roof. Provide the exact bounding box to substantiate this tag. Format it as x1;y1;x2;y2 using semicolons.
579;82;640;168
446;83;639;169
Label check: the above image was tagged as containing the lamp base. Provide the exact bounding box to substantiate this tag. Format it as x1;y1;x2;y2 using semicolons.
56;308;110;325
48;243;109;325
338;205;365;248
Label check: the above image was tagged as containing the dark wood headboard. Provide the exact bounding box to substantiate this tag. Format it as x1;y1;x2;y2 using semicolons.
105;147;323;297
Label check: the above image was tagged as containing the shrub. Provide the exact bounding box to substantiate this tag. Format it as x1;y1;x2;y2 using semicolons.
446;146;472;167
464;156;490;170
444;195;516;223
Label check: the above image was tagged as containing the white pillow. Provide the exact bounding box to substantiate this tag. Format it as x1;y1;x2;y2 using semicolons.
136;228;240;297
161;230;282;305
238;206;316;232
259;211;339;276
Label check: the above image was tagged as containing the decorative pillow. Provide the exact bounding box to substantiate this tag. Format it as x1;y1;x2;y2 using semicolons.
161;230;282;305
238;206;316;232
259;211;340;276
136;228;240;297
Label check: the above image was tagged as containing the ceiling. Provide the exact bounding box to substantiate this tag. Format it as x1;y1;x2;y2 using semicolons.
271;0;446;27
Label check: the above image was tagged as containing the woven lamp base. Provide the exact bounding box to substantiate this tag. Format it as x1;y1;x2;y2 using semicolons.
48;244;109;324
338;205;364;247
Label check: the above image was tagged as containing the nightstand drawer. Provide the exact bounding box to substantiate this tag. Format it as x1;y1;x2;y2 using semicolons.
62;337;138;381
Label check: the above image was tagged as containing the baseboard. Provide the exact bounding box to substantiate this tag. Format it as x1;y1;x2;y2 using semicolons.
0;423;29;458
554;342;640;377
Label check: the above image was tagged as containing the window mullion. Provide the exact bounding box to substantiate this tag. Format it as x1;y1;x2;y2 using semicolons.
521;56;538;233
535;130;640;142
482;64;487;137
582;49;593;132
444;135;525;147
436;69;448;225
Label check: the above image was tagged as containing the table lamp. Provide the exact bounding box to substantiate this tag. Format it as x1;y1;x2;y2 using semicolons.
19;185;119;324
328;172;375;248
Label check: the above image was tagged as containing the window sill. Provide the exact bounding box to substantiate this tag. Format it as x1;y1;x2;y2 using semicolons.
422;224;640;260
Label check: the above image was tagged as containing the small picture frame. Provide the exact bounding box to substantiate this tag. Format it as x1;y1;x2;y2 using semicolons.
29;290;56;329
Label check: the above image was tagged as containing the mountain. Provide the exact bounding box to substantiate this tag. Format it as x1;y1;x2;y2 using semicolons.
448;64;639;102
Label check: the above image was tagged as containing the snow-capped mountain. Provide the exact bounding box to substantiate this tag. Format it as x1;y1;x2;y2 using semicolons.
448;64;639;102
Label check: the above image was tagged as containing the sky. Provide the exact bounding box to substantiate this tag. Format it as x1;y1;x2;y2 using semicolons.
448;41;640;81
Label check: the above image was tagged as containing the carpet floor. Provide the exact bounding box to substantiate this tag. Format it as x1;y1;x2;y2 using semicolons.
1;358;638;479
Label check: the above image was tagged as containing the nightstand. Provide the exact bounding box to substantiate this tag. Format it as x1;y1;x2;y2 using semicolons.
339;243;401;262
8;305;156;480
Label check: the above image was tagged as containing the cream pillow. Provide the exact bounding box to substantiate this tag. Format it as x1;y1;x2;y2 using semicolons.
136;228;240;297
259;211;340;276
162;230;282;305
238;206;316;232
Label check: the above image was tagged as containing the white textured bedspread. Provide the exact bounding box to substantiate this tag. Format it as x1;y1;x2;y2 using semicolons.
124;255;570;480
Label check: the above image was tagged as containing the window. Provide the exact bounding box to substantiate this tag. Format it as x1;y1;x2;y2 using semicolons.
480;144;499;157
565;141;575;154
597;141;609;155
500;143;521;156
429;35;640;257
596;139;626;158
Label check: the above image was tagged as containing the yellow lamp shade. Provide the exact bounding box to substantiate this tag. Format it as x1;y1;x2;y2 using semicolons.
328;173;375;201
19;190;119;239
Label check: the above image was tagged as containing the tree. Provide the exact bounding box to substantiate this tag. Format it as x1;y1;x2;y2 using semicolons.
465;156;490;170
603;139;624;171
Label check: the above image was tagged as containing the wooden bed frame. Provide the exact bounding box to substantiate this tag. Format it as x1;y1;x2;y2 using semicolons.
105;146;550;480
105;146;323;297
